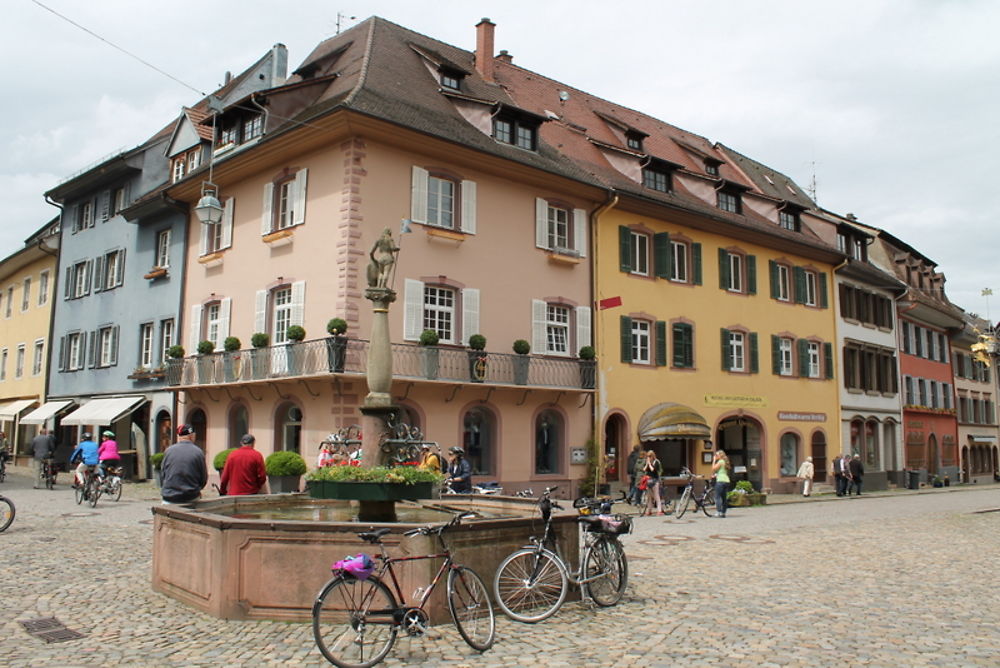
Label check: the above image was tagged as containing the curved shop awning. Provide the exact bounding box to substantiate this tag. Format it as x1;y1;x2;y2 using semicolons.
60;396;146;426
637;402;711;441
20;400;76;425
0;398;39;421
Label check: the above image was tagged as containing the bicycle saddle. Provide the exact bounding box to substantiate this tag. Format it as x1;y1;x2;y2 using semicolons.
358;527;391;543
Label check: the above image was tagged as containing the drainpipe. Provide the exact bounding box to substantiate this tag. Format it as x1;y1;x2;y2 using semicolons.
41;195;65;428
588;190;618;492
249;92;269;135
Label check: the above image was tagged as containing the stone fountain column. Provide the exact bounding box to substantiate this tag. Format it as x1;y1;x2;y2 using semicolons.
360;285;397;470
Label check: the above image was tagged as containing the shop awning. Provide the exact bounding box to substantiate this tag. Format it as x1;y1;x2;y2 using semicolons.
970;435;996;444
20;400;76;425
637;402;711;441
60;397;146;426
0;398;39;420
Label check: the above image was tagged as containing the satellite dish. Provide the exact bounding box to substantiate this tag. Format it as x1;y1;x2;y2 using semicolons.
558;90;570;102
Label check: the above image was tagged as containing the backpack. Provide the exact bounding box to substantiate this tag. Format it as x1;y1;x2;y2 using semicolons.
439;451;448;474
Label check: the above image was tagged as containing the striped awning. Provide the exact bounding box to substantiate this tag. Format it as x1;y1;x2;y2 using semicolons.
637;402;711;441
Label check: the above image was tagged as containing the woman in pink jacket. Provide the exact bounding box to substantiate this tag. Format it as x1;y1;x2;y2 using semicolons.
98;430;121;475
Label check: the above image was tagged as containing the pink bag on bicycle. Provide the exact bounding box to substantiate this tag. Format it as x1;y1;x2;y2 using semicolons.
332;553;374;580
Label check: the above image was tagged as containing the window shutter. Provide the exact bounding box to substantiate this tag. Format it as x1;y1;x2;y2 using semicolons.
189;304;203;350
576;305;592;352
410;166;429;224
92;256;105;293
460;180;477;234
692;243;702;285
535;198;549;249
254;290;267;334
84;260;92;296
57;335;66;371
219;297;232;348
87;331;97;368
620;316;632;363
293;168;308;226
720;328;730;371
261;182;274;235
797;339;809;377
794;267;806;304
746;332;757;373
221;197;234;249
199;218;210;255
718;248;729;290
290;281;306;327
824;342;834;379
64;266;72;300
746;255;757;295
532;300;547;354
839;283;849;317
769;260;779;299
655;320;666;367
110;325;119;366
116;249;125;287
100;190;110;222
671;323;688;367
819;273;828;308
573;208;587;257
771;335;781;375
653;232;671;279
619;226;632;273
403;279;424;341
461;288;480;345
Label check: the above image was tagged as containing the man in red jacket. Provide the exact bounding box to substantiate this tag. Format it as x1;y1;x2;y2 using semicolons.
219;434;268;496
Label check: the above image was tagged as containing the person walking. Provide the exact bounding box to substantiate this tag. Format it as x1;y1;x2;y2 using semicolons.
796;456;815;497
446;446;472;493
712;450;732;518
833;453;849;497
626;444;641;506
30;428;57;488
848;454;865;496
160;424;208;504
632;448;647;506
219;434;267;496
640;450;664;516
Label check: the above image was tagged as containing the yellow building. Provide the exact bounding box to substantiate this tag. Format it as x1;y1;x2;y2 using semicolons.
0;221;59;458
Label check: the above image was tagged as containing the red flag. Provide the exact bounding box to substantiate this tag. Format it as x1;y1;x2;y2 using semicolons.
599;296;622;310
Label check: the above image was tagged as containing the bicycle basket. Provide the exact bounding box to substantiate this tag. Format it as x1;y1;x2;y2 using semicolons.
332;553;375;580
581;514;632;535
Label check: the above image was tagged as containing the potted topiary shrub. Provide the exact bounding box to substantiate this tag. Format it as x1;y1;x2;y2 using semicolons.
150;451;165;487
265;450;307;493
285;325;307;375
578;345;596;389
419;329;440;380
467;333;488;383
326;318;348;373
223;336;242;382
250;332;270;379
512;339;531;385
196;339;216;384
213;448;237;474
165;345;185;385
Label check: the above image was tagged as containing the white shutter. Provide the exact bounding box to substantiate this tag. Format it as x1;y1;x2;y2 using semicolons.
261;182;274;235
189;305;202;350
110;325;119;366
410;166;429;224
116;249;126;286
462;288;480;345
221;197;234;249
460;179;477;234
254;290;267;334
403;279;424;341
532;299;547;353
92;256;104;293
535;198;549;249
576;306;592;351
199;218;210;255
83;260;92;295
293;168;308;226
290;280;306;327
573;208;588;258
219;297;232;349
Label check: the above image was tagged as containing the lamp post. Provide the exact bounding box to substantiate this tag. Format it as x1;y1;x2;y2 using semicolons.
194;182;224;225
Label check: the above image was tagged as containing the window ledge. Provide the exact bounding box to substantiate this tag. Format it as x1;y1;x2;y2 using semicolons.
547;251;581;266
425;227;465;243
263;229;294;247
198;253;224;268
144;267;168;280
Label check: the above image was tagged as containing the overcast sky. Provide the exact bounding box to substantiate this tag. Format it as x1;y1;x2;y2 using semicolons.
5;0;998;318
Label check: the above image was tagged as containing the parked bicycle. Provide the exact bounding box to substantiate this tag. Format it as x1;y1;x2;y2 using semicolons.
0;493;14;532
493;487;631;623
0;448;9;483
675;467;714;519
312;512;495;667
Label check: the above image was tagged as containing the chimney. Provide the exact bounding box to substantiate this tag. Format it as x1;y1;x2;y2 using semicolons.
497;49;513;63
475;18;496;83
223;71;232;85
271;43;288;86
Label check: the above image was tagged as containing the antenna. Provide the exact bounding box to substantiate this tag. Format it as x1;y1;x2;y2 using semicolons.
806;160;819;203
336;12;357;34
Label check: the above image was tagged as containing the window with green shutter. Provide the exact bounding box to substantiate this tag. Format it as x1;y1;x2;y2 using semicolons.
819;273;828;308
824;342;834;378
655;321;667;366
747;255;757;295
797;338;809;377
793;266;806;304
718;248;730;290
672;322;693;368
653;233;671;279
749;332;759;373
619;226;632;273
692;243;702;285
620;315;632;363
720;328;731;371
771;334;781;375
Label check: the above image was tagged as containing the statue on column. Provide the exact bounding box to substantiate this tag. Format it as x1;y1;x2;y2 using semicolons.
367;228;399;290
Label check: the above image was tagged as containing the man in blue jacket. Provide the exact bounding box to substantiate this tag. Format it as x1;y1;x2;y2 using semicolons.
69;433;100;489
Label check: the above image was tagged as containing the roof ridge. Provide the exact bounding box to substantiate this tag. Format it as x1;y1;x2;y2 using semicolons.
344;17;378;106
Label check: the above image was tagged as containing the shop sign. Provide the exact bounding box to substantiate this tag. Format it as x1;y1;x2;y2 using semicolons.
778;411;826;422
704;394;768;408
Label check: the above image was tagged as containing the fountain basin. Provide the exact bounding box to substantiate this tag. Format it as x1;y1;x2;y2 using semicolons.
151;494;579;622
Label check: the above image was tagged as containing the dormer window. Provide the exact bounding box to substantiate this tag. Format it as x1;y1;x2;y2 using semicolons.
705;159;721;176
778;209;800;232
626;132;644;152
215;111;264;150
643;167;670;192
243;114;263;142
494;115;538;151
440;69;462;91
717;190;740;214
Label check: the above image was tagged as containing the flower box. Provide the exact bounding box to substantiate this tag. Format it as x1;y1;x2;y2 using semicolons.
144;267;168;280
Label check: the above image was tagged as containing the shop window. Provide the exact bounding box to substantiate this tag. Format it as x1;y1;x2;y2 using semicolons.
535;410;562;475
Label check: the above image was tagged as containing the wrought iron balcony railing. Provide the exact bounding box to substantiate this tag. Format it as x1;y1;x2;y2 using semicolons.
166;337;595;391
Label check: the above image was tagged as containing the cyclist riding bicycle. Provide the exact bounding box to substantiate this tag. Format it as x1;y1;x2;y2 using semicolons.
30;427;57;488
69;433;100;489
98;430;121;477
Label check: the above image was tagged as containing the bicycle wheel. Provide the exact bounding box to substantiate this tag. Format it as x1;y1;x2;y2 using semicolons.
581;537;628;607
45;466;54;490
108;477;123;501
312;575;398;668
447;566;495;651
493;547;568;623
0;496;14;532
75;480;85;505
675;487;692;519
88;478;101;508
700;488;715;517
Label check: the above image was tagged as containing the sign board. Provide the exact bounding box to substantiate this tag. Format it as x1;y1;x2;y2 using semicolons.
704;394;768;408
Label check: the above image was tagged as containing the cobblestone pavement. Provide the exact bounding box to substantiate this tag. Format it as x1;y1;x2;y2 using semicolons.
1;465;999;667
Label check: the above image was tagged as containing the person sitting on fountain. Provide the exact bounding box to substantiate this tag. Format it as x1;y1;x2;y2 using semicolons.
446;446;472;493
418;443;441;473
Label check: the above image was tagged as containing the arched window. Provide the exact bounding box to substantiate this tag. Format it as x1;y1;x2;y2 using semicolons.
276;402;302;453
779;432;799;476
187;408;207;451
850;418;864;456
229;403;249;447
882;421;898;472
534;410;563;475
155;410;172;454
463;406;495;475
864;420;880;469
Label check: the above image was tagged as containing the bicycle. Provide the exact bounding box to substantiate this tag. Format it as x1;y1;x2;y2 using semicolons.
39;459;58;490
493;487;631;623
674;467;714;519
312;512;495;667
0;494;14;532
95;465;123;502
74;466;101;508
0;449;8;483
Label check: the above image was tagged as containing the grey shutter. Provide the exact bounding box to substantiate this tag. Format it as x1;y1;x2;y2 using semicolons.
110;325;120;366
92;256;105;293
64;266;72;299
116;249;126;287
57;335;66;371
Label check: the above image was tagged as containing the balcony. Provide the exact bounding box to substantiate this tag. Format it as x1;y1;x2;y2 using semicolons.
166;337;595;391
